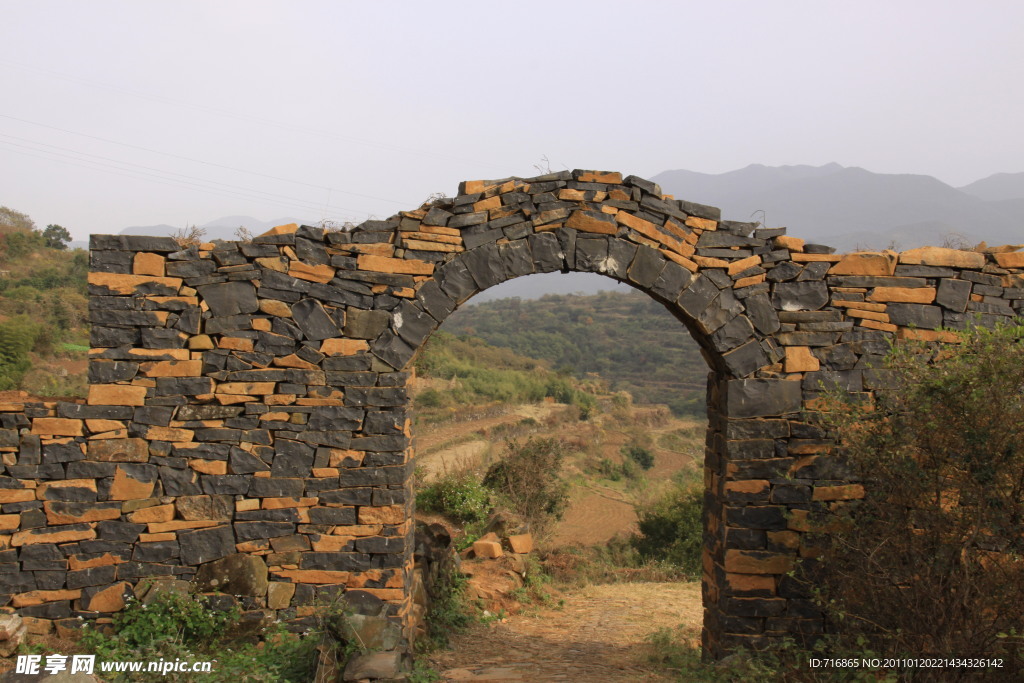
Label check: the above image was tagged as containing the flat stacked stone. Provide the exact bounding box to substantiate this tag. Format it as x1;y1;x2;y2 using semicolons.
1;170;1022;660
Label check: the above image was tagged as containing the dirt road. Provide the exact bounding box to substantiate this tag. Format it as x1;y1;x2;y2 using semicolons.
428;582;701;682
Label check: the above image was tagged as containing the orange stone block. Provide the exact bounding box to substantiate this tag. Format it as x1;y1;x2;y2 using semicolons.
87;438;149;462
725;480;770;495
846;309;890;323
472;195;501;212
507;534;533;554
833;300;887;312
576;171;623;184
0;514;19;532
0;489;35;504
69;552;123;570
88;385;148;407
12;589;82;607
139;360;203;377
472;540;503;558
724;549;795;575
320;338;369;356
133;252;166;276
829;251;897;276
565;210;617;235
128;504;175;523
217;337;255;352
726;254;762;276
792;253;841;263
867;287;936;303
725;573;776;594
259;223;299;236
356;254;434;276
216;381;277;395
784;346;820;373
12;525;96;546
994;251;1024;268
88;582;130;612
146;426;194;442
189;459;227;475
30;418;84;437
734;273;766;288
684;216;717;231
897;328;962;343
146;520;219;533
274;569;350;584
88;272;182;295
773;235;804;252
85;419;125;434
109;466;156;501
859;318;898;332
899;247;985;268
358;505;405;525
289;261;336;283
813;484;865;501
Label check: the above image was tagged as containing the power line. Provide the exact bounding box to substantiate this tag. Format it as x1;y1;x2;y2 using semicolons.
0;113;415;206
0;141;364;221
0;59;515;172
0;131;370;215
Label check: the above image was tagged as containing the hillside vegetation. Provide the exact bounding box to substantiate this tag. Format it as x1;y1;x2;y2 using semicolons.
443;290;709;416
0;207;89;396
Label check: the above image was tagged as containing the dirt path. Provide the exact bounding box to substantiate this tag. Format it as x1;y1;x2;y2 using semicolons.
428;582;701;681
414;404;559;482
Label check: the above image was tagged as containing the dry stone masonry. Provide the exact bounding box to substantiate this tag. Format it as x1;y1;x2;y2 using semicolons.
2;170;1024;659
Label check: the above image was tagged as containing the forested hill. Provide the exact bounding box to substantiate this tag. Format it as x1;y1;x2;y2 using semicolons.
442;290;709;416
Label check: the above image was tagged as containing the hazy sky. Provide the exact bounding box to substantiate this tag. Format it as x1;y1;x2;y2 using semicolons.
3;1;1023;241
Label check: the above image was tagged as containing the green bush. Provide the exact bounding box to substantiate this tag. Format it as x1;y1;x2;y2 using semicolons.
632;482;703;578
483;438;570;531
417;471;491;524
623;443;655;470
811;321;1024;674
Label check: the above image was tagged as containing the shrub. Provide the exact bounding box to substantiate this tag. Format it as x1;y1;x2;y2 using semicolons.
623;443;655;470
811;322;1024;674
632;481;703;578
483;437;570;531
417;470;491;524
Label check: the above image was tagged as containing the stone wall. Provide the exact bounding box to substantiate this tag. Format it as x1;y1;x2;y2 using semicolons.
2;169;1024;657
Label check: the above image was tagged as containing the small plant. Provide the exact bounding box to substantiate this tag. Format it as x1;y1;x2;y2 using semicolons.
173;224;206;246
418;563;473;652
417;470;491;524
483;437;570;531
622;443;655;470
632;481;703;578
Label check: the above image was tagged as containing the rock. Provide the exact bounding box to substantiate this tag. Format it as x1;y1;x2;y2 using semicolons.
898;247;985;269
267;582;295;609
197;281;259;317
342;651;404;681
507;534;533;554
472;540;503;559
178;525;236;566
194;554;268;596
136;578;191;605
345;613;402;650
291;298;341;341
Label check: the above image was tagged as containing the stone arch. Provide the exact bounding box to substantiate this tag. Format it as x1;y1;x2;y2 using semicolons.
3;169;1022;667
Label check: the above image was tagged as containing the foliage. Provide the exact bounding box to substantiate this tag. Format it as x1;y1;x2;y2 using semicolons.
443;290;709;416
414;331;599;417
811;321;1024;676
43;223;72;249
74;591;335;682
623;442;655;470
0;315;43;390
417;470;491;524
418;562;474;652
632;480;704;578
482;437;570;531
0;206;90;395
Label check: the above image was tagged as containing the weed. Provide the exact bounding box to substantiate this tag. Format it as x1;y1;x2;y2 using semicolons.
417;470;491;524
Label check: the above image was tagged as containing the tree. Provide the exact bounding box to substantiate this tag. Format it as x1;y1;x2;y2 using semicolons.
810;322;1024;674
42;224;72;250
0;206;35;233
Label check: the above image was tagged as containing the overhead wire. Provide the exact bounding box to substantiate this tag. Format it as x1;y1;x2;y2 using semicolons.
0;59;514;172
0;140;361;221
0;131;371;216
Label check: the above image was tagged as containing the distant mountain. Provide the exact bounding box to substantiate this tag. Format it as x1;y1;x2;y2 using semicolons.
652;164;1024;252
958;172;1024;202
